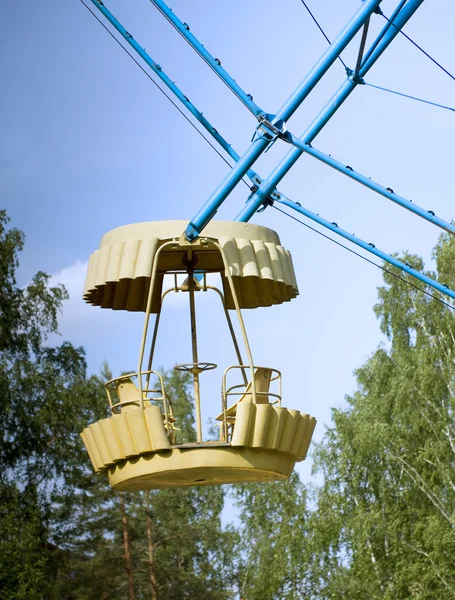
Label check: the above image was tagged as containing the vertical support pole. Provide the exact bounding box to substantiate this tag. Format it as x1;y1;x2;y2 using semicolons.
212;241;257;403
145;311;161;391
188;269;203;443
137;242;174;408
208;286;248;384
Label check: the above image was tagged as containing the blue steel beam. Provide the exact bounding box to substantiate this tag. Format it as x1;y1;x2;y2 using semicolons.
276;196;455;301
149;0;264;118
236;0;424;221
88;2;291;196
88;0;267;181
184;0;383;241
281;133;455;235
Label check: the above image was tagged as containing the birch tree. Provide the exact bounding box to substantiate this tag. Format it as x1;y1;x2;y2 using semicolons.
310;236;455;599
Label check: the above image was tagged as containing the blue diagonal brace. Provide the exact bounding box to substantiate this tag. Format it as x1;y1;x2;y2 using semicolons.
149;0;265;119
276;196;455;302
89;0;261;185
183;0;383;241
281;133;455;236
236;0;424;222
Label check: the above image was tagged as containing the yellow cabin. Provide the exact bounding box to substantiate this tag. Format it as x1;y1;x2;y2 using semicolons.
80;220;316;490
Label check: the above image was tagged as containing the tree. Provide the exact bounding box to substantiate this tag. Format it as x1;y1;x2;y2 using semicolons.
125;369;237;600
232;473;311;600
309;237;455;599
0;211;108;599
49;364;237;600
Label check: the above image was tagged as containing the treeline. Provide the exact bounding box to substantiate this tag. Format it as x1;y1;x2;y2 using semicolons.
1;208;455;599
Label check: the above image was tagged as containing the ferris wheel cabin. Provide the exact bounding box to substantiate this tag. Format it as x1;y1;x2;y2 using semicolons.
80;220;316;491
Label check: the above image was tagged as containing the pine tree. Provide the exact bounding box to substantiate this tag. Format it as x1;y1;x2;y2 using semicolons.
124;368;236;599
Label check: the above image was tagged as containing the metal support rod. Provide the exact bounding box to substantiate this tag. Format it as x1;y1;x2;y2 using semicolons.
145;286;181;389
188;273;203;443
280;134;455;235
88;0;264;184
360;0;407;69
276;196;455;301
145;311;161;390
184;0;383;241
236;0;424;222
353;18;370;79
212;241;257;401
272;0;382;124
207;286;248;385
137;241;174;408
149;0;264;118
185;137;271;240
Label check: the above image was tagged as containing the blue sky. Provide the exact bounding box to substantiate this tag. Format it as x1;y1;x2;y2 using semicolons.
2;0;455;486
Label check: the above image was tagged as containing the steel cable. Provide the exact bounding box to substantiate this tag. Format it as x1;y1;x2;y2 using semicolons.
272;204;455;312
299;0;347;70
77;0;251;188
380;11;455;83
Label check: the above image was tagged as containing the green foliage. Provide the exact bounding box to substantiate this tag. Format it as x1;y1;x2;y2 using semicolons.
233;235;455;599
4;208;455;600
0;486;50;600
0;210;67;359
124;369;236;599
163;368;196;444
233;474;311;600
0;209;236;598
310;238;455;599
0;213;112;598
127;486;236;600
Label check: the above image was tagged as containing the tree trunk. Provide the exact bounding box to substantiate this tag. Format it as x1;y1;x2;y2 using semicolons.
147;513;158;600
118;492;137;600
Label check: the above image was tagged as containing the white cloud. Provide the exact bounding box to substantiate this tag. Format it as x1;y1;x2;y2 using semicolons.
49;263;215;320
50;259;90;321
48;260;133;374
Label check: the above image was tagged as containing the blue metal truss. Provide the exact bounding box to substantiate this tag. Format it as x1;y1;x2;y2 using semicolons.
280;134;455;236
182;0;383;241
149;0;264;119
235;0;425;222
88;0;455;302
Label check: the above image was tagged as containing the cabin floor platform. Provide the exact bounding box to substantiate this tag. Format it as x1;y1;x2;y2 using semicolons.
108;446;296;491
